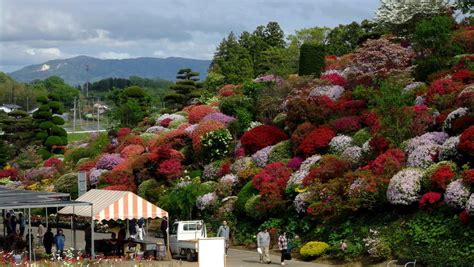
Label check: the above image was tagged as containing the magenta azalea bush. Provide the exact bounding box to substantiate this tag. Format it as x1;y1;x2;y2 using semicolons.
202;112;236;125
196;192;218;210
96;153;124;170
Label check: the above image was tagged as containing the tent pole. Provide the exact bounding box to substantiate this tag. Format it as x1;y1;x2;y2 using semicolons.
167;215;170;260
45;208;48;228
90;204;95;259
28;208;32;262
146;218;149;241
72;206;76;250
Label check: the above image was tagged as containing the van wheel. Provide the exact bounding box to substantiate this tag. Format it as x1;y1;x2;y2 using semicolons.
186;249;195;261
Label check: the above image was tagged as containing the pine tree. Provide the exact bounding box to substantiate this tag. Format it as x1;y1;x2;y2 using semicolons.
165;68;201;110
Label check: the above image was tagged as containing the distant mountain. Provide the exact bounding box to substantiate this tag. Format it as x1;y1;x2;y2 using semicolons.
9;56;211;85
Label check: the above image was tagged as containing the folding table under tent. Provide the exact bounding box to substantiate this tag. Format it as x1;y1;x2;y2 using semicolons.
58;189;169;257
0;186;92;261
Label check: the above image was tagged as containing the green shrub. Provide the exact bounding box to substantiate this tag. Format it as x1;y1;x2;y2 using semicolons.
245;195;266;219
272;113;287;129
35;131;48;141
66;147;94;163
300;241;330;258
298;43;325;76
51;116;65;125
44;136;64;147
138;179;161;203
235;181;259;215
219;95;254;116
414;56;450;81
228;108;253;136
39;121;54;130
352;128;371;146
54;173;78;199
242;81;265;100
268;140;292;163
201;128;233;161
37;148;53;160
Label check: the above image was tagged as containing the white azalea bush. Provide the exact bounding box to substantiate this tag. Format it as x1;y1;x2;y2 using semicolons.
201;128;233;160
387;168;424;205
329;135;353;155
444;180;471;209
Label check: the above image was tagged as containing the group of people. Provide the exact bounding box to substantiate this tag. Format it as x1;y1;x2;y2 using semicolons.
216;220;292;266
39;225;65;256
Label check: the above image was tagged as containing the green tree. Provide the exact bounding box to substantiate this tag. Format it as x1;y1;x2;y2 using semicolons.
298;43;325;76
325;22;366;56
263;21;286;48
211;32;254;84
0;109;36;154
37;76;80;108
109;86;150;127
164;68;200;110
32;94;67;158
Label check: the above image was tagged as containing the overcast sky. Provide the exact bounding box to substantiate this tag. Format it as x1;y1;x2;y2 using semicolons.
0;0;379;72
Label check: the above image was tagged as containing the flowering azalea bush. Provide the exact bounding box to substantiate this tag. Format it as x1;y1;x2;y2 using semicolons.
426;79;464;110
192;120;225;150
96;153;124;170
240;125;288;154
201;128;233;160
117;128;131;138
43;157;63;168
419;192;442;209
347;170;389;210
303;155;350;185
462;169;474;185
458;125;474;157
218;84;238;97
309;85;345;101
321;72;346;86
329;135;353;155
188;105;217;124
251;146;274;168
370;148;405;177
429;164;456;191
387;168;424;205
444;179;471;209
329;116;361;134
252;162;292;209
201;112;236;125
120;144;145;158
100;170;136;191
297;127;335;157
439;136;461;161
158;159;183;181
196;192;218;210
466;194;474;215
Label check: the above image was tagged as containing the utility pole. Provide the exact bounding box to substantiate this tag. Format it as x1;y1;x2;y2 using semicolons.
86;64;90;97
73;97;77;133
97;97;100;131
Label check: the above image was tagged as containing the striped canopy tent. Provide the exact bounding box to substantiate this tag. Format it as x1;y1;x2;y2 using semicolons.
59;189;168;221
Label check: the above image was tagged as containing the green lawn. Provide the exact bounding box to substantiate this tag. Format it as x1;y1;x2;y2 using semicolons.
68;132;91;142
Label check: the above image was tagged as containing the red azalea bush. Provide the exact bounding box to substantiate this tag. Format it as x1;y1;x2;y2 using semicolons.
426;79;464;109
462;169;474;185
163;128;189;148
188;105;218;124
453;26;474;54
218;161;231;177
160;118;173;127
369;136;390;157
252;162;292;208
329;116;361;134
240;125;288;154
101;170;136;191
218;84;238;97
116;135;146;152
303;155;350;185
104;184;132;191
43;158;62;168
369;148;405;177
361;111;381;134
297;126;335;157
430;165;456;191
191;120;225;150
0;168;17;179
340;100;367;116
148;145;184;162
419;192;442;209
158;159;183;181
458;125;474;157
76;160;96;172
321;73;347;86
452;69;473;84
408;105;433;137
120;144;145;158
290;122;316;150
459;210;470;224
117;128;132;139
456;92;474;110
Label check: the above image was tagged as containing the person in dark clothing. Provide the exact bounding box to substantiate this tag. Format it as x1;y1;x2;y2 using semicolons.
84;223;91;257
43;227;54;255
117;226;126;255
10;214;17;235
129;219;137;239
160;216;168;247
5;212;12;235
107;232;119;256
18;213;25;237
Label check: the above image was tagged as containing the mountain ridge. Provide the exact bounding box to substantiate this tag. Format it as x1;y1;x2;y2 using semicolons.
9;56;211;85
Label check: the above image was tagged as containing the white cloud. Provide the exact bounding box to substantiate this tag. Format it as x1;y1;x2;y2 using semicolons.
25;48;62;57
98;52;131;59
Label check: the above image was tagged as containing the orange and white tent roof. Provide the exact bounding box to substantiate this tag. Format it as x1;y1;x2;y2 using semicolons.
59;189;168;221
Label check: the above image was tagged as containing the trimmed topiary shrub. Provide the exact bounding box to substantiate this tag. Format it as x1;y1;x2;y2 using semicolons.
298;43;325;76
300;241;329;258
240;125;288;154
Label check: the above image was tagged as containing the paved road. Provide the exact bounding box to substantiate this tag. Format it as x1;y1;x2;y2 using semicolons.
9;227;332;266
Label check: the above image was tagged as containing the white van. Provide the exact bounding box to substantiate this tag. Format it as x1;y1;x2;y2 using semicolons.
169;220;207;261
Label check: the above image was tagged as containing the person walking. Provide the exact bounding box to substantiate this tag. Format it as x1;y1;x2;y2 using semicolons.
278;231;289;266
84;223;92;256
54;229;65;255
257;228;271;264
18;213;25;237
43;227;54;255
37;223;45;248
217;220;230;256
160;216;168;248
